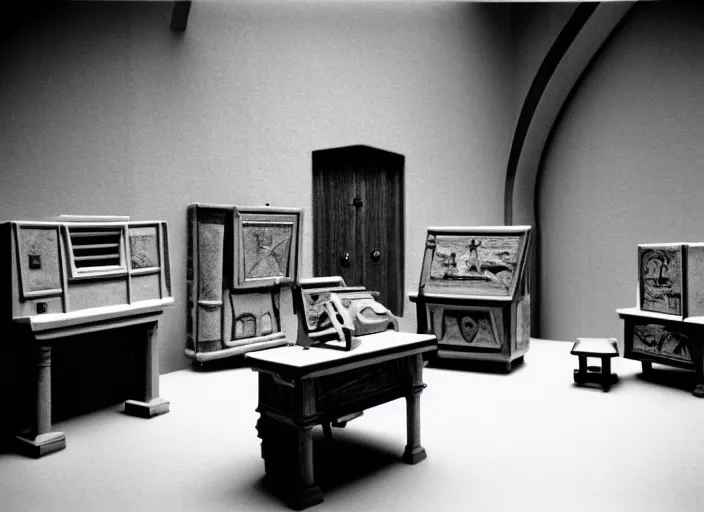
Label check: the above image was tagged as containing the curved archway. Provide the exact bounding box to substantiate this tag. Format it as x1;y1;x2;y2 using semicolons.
504;1;637;335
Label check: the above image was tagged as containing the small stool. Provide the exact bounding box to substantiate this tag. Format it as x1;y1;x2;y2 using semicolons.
571;338;619;392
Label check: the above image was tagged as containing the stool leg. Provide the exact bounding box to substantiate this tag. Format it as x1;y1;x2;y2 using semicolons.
602;357;612;392
574;356;587;386
579;356;587;374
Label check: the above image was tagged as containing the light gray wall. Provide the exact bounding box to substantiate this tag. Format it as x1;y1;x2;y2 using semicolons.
538;1;704;344
0;1;514;373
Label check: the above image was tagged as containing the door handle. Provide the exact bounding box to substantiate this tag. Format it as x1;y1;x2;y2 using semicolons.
370;249;381;263
340;252;351;268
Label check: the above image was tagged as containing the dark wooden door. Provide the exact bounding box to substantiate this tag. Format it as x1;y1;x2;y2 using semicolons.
312;145;404;315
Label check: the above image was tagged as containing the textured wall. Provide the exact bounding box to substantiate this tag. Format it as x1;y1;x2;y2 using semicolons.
0;1;514;373
538;1;704;344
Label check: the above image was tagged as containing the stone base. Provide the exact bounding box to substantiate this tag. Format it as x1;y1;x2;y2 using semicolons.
263;473;323;511
289;484;324;511
16;431;66;458
402;446;427;465
693;383;704;398
124;397;170;418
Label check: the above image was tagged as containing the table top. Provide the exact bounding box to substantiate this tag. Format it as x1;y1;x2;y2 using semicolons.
246;331;437;379
408;291;514;304
616;307;704;325
15;298;174;333
571;338;619;357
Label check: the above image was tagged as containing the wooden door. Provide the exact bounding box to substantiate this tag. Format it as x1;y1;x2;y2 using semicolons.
312;145;404;315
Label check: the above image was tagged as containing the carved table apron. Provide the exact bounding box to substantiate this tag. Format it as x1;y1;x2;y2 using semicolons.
617;307;704;397
245;331;437;510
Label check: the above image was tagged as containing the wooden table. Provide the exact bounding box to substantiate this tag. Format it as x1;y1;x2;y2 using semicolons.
245;331;437;510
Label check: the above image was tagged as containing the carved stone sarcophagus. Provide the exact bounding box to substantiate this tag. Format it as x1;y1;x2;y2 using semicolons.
410;226;532;372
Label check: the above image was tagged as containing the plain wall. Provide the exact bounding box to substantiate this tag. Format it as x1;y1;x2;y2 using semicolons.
0;1;514;373
538;1;704;344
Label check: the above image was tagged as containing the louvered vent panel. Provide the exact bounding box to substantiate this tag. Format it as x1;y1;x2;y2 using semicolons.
69;227;122;269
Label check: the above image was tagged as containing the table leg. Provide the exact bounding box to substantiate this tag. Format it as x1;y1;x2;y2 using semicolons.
403;354;427;465
257;415;323;510
124;322;170;418
293;426;323;510
16;344;66;458
693;354;704;398
641;361;653;375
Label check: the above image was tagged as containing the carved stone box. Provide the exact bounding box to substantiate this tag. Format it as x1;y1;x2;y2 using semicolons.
0;215;174;457
637;242;704;319
185;204;302;363
409;226;532;372
618;240;704;397
293;276;398;351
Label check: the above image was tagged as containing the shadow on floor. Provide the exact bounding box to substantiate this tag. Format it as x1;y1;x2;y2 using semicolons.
632;365;698;394
248;426;402;507
312;428;401;491
570;379;622;393
426;356;526;375
187;356;250;373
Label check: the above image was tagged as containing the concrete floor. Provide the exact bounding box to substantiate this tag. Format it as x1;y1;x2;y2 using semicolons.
2;338;704;512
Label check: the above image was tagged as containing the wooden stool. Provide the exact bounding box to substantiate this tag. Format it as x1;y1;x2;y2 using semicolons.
571;338;619;392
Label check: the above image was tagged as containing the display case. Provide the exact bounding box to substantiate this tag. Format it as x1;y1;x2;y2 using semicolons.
185;204;302;363
618;241;704;397
1;215;174;457
409;226;532;372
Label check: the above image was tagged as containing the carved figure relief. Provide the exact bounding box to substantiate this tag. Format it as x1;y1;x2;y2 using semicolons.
639;246;683;315
242;223;293;280
458;315;480;343
130;233;158;269
302;291;335;331
435;310;500;349
632;323;690;363
428;235;523;297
